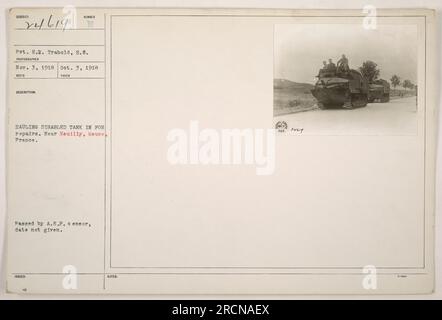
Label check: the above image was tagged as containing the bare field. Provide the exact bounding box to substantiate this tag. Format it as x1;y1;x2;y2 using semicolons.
273;79;317;116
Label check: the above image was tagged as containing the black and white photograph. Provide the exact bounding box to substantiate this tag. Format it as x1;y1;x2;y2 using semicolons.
274;23;419;135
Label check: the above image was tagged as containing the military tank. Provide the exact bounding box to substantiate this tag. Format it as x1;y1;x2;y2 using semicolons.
311;69;369;109
368;79;390;103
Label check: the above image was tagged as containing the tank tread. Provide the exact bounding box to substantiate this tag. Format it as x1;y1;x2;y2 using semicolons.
343;93;368;109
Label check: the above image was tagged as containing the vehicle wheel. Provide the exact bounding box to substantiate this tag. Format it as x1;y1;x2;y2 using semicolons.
342;91;354;109
359;93;368;107
344;93;368;109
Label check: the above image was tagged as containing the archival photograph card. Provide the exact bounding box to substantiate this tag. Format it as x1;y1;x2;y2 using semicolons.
6;8;437;294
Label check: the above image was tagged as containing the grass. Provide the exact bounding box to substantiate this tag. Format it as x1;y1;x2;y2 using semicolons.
390;88;417;100
273;79;317;116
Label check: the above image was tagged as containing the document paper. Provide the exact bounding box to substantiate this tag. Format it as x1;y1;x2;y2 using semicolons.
6;8;437;294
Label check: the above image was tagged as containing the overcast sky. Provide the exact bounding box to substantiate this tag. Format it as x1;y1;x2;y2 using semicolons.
274;24;417;85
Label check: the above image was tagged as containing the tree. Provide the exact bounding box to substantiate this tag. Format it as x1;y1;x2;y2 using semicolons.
390;75;401;88
403;79;413;90
359;61;380;83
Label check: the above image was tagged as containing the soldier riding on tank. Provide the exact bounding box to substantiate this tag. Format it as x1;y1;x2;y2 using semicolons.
326;59;337;73
337;54;349;74
311;55;369;109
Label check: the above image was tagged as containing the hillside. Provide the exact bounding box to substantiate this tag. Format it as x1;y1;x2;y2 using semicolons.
274;79;315;90
273;79;317;115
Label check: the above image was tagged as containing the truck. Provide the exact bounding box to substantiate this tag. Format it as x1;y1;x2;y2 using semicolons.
368;79;390;103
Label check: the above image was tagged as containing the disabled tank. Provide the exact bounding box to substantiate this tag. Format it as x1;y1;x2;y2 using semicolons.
368;79;390;103
311;69;369;109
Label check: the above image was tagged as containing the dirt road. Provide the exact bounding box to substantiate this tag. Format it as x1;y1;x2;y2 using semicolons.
274;96;418;135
